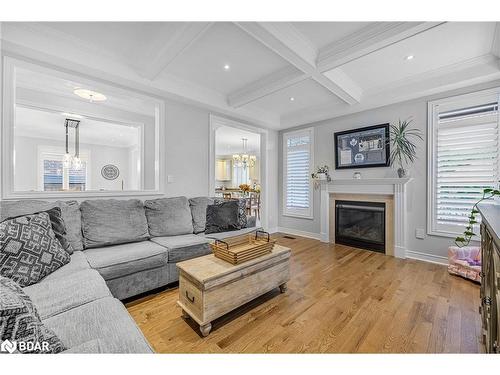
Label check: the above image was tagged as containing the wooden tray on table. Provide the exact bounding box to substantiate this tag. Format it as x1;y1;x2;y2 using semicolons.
210;230;276;265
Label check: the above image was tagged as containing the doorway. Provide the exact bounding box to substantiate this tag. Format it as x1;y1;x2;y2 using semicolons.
209;115;267;229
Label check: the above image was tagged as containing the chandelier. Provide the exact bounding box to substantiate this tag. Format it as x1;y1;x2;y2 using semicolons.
232;138;256;169
62;118;83;170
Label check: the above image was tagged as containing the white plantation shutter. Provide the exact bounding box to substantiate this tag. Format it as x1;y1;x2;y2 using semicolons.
429;91;499;236
283;128;314;218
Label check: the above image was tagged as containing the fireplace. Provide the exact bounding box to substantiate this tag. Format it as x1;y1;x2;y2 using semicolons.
335;200;386;253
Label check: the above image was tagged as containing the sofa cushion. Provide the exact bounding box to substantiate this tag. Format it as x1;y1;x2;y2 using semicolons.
43;297;153;353
84;241;167;280
205;200;240;234
41;251;90;282
58;200;84;251
0;200;84;251
189;197;214;234
80;199;149;248
23;269;111;320
151;234;211;263
144;196;193;237
0;212;70;287
0;276;65;353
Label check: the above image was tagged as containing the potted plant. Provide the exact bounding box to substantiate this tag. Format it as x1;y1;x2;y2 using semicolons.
311;165;330;181
389;118;423;178
455;188;500;247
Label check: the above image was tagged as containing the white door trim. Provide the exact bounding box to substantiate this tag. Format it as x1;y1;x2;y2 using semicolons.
209;114;269;230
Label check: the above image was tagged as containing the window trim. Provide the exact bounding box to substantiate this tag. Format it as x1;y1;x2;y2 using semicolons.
427;87;500;238
282;127;314;219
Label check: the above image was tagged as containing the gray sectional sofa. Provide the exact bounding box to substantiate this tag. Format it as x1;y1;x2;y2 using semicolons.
0;196;258;353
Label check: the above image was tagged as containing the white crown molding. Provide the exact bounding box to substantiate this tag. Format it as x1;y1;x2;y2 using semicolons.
138;22;213;80
227;66;307;108
235;22;360;105
281;53;500;128
317;22;445;72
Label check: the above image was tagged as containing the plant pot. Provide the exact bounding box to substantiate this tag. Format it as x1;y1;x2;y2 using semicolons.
397;168;407;178
317;173;327;180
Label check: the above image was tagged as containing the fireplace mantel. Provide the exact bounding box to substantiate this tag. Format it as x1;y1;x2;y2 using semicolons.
320;178;413;258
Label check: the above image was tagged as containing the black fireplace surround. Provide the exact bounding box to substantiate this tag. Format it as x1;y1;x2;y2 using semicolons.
335;200;386;253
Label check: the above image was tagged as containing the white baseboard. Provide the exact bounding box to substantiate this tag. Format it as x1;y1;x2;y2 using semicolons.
406;250;448;266
275;227;322;240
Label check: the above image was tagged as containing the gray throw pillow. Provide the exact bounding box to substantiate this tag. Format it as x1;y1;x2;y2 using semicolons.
205;200;240;234
0;276;65;353
80;199;149;249
0;212;70;287
214;197;247;229
189;197;214;234
144;197;194;237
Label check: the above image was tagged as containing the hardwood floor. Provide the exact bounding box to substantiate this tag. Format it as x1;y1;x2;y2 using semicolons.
125;234;483;353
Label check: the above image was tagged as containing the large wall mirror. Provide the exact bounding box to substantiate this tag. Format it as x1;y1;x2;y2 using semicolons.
2;57;165;199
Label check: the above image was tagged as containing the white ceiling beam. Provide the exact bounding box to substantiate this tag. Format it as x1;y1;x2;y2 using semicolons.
228;66;307;108
235;22;361;105
139;22;213;81
317;22;445;72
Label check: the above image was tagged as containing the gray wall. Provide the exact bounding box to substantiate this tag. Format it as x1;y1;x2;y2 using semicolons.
278;79;500;260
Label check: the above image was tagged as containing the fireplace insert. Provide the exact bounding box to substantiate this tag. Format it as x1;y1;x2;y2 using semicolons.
335;200;385;253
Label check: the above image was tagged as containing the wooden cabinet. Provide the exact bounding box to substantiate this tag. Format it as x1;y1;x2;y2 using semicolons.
479;204;500;353
215;159;231;181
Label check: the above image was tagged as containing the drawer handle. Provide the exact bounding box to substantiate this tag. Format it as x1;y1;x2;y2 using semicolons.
185;291;195;303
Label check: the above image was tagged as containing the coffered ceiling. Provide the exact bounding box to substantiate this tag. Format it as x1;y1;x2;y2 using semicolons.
2;21;500;129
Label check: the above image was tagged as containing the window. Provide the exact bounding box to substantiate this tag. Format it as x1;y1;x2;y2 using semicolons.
39;150;89;192
428;89;500;237
283;128;314;218
233;164;250;186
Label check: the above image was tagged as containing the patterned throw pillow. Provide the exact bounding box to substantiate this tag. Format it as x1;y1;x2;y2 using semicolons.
0;212;70;287
213;198;247;229
0;276;65;353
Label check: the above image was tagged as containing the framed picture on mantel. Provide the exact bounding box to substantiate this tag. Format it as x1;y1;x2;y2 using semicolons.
334;123;390;169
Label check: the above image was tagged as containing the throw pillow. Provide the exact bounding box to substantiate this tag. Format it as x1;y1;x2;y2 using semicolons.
3;207;73;255
214;198;247;229
0;212;70;287
205;200;240;234
0;276;65;353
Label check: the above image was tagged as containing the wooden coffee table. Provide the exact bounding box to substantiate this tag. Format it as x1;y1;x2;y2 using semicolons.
176;244;291;336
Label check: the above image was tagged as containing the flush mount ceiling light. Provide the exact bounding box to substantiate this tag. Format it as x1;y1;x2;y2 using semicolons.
289;97;295;102
223;64;230;71
73;88;107;102
405;55;415;61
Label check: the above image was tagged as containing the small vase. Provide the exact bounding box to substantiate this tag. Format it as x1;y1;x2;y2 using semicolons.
317;173;327;180
397;168;407;178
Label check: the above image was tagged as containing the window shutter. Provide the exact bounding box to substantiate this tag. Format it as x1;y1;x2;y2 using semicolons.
435;100;499;232
283;129;313;218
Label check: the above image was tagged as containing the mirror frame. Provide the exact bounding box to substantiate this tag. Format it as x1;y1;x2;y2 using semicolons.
1;56;166;199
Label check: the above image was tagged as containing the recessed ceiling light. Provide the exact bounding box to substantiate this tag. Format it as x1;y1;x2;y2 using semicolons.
223;64;230;71
405;55;414;61
289;97;295;102
73;88;107;102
